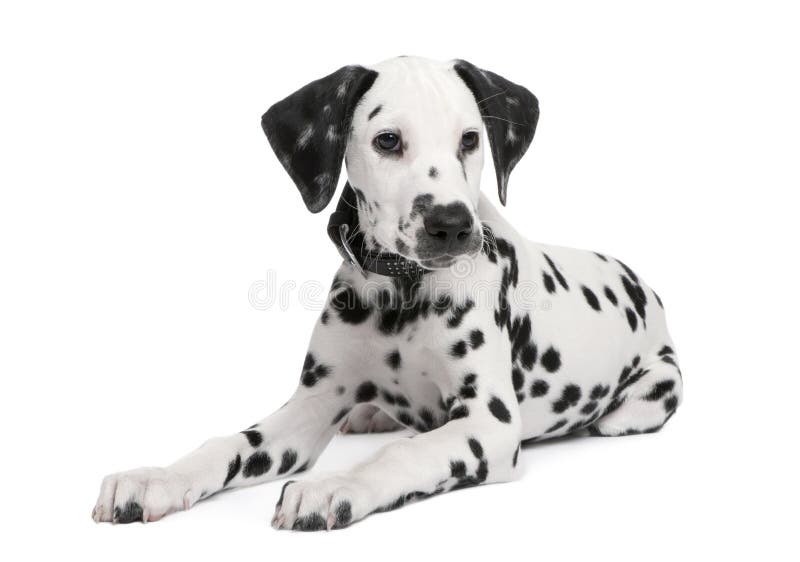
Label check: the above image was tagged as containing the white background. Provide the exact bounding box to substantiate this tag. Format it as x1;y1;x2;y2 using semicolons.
1;1;798;560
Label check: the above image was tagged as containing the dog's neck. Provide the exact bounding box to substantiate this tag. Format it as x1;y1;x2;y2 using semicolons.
327;183;430;279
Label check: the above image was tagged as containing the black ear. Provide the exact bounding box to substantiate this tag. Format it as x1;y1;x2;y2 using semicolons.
262;66;378;213
453;60;539;205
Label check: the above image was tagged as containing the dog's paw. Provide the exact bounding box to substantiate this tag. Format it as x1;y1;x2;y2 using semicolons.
341;404;403;434
92;467;193;524
271;474;373;531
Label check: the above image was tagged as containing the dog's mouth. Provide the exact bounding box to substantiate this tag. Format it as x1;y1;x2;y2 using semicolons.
411;231;484;270
418;255;460;269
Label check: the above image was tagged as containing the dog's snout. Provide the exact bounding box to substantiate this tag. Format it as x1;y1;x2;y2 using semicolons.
423;203;473;249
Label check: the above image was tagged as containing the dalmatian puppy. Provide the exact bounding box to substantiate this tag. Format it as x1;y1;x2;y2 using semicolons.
92;56;682;529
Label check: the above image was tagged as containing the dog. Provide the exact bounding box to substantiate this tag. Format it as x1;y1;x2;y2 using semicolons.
92;56;682;529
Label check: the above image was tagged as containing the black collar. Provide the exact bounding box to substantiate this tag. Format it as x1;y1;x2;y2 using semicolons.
327;183;429;278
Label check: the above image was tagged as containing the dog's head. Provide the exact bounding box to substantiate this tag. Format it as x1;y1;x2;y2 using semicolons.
262;57;539;268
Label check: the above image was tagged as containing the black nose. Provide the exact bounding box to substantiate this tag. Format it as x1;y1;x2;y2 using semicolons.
423;202;474;250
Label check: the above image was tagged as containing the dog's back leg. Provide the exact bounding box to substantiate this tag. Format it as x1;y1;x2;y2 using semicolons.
589;345;683;437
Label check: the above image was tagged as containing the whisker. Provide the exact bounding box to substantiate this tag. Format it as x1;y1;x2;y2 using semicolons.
476;89;508;105
480;114;527;127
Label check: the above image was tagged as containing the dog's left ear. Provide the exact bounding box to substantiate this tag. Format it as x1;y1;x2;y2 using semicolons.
262;66;379;213
453;60;539;206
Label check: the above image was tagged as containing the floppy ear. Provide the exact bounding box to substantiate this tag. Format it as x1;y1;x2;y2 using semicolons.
453;60;539;206
262;66;378;213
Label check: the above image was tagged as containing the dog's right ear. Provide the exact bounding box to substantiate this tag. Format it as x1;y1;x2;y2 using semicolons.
262;66;378;213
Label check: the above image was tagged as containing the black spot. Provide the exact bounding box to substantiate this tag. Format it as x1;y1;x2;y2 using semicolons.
293;513;326;531
509;314;532;362
114;500;144;524
398;411;414;426
512;446;520;467
381;389;397;404
386;349;402;370
428;166;439;179
241;429;263;447
447;299;475;328
543;253;569;290
300;354;332;387
450;460;467;478
540;347;562;373
419;407;435;430
645;380;676;401
320;309;330;324
552;384;582;413
332;500;352;529
454;376;477;402
450;404;469;420
336;385;346;395
469;329;485;349
520;343;537;370
476;460;489;481
512;367;525;391
590;384;610;400
581;286;601;311
355;381;378;403
654;290;664;308
625;307;638;331
331;286;371;324
581;401;598;415
530;379;549;397
243;451;272;477
395;394;410;408
278;449;298;475
493;239;519;330
488;396;512;423
658;345;674;356
661;355;677;366
223;454;241;487
367;105;382;120
542;271;556;293
604;286;618;306
460;382;477;399
468;437;484;458
664;395;679;413
594;252;608;261
546;419;568;433
332;408;349;425
433;294;453;314
621;274;648;325
450;340;468;358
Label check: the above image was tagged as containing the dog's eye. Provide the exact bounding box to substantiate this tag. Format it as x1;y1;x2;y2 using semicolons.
461;131;479;151
374;132;401;152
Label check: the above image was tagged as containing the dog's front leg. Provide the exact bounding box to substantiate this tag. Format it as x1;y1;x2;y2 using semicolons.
273;332;522;530
92;314;361;524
